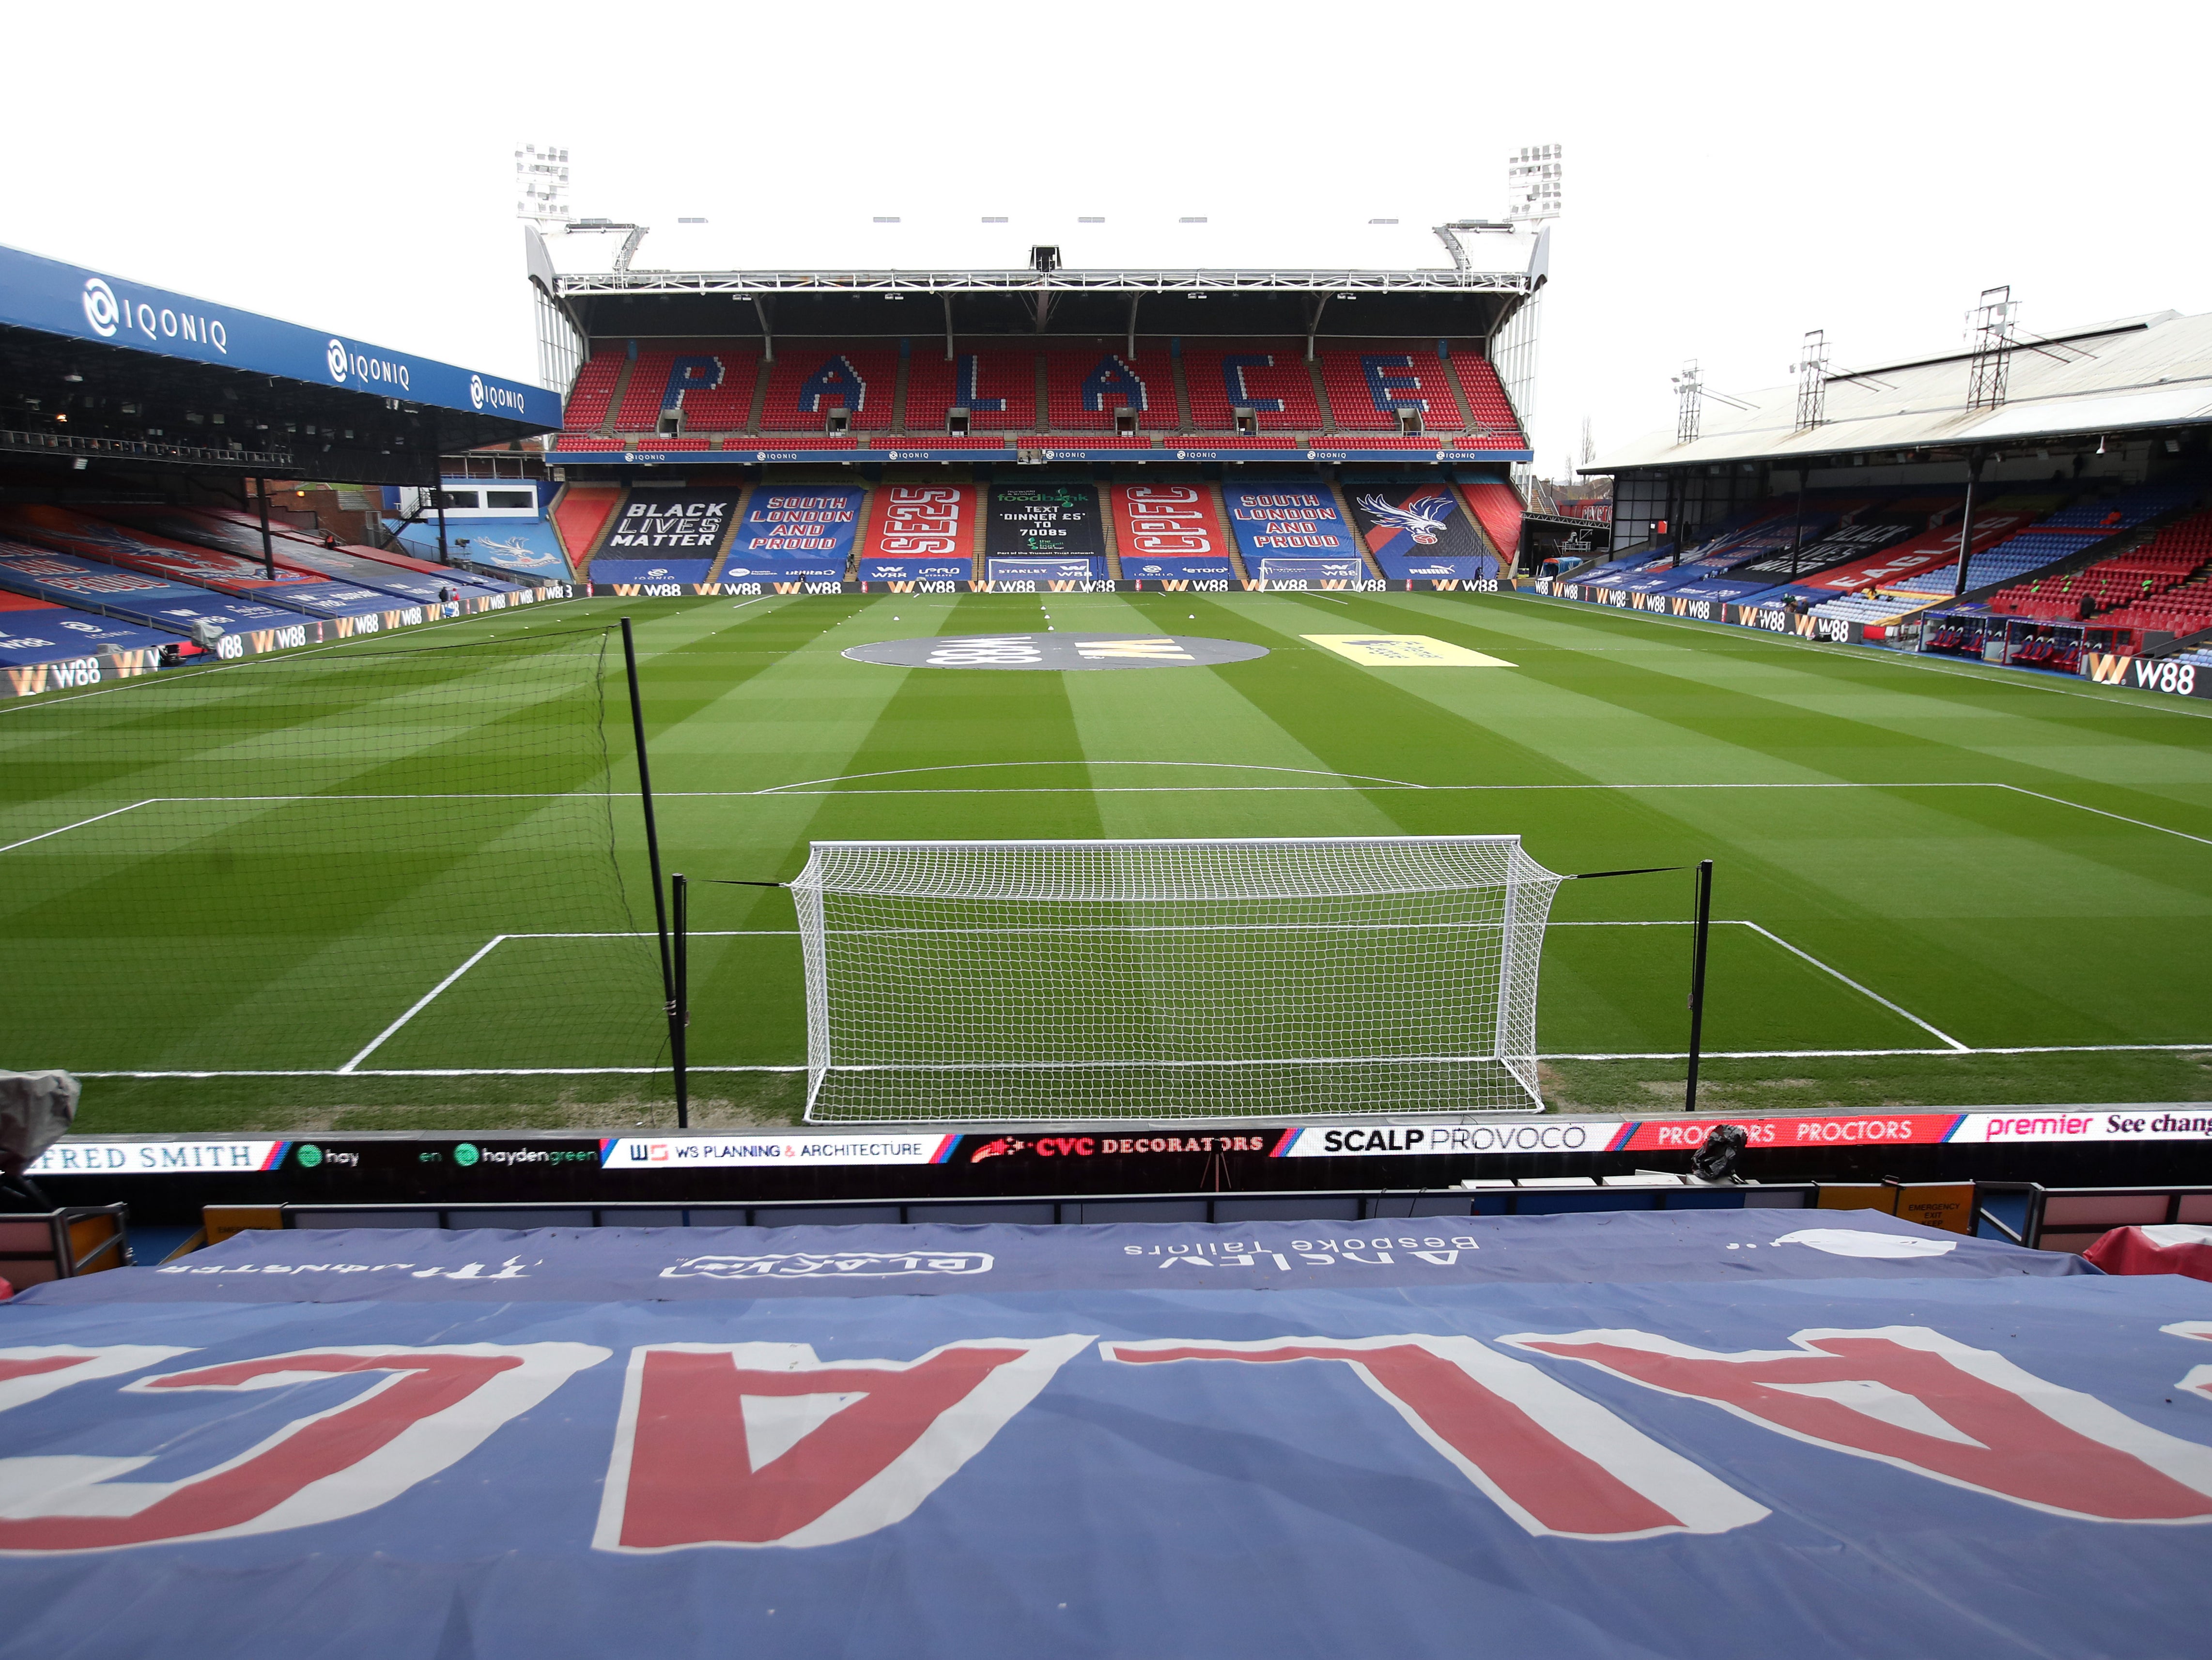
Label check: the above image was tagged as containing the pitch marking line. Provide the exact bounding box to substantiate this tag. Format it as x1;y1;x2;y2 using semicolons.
11;781;2205;851
326;919;1958;1074
69;1042;2212;1078
0;799;157;855
339;936;511;1073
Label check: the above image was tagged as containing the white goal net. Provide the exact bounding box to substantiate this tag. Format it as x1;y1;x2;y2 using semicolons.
790;836;1563;1123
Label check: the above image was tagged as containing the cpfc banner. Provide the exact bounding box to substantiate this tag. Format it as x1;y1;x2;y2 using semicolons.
986;483;1105;567
1111;483;1229;569
3;1266;2209;1659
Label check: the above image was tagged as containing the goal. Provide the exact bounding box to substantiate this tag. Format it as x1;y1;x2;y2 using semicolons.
790;836;1563;1123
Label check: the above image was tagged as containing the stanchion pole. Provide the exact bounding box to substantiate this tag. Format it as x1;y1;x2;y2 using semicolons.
672;872;689;1130
619;617;682;1122
1684;859;1713;1111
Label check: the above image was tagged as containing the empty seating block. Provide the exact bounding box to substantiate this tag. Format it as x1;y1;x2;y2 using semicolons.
1182;346;1322;432
1316;349;1463;432
1041;351;1177;431
609;350;683;431
1449;355;1528;447
659;352;759;430
562;351;626;432
905;350;1035;432
758;349;900;432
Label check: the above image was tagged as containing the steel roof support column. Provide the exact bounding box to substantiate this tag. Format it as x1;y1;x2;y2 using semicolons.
1951;449;1986;599
1304;294;1330;362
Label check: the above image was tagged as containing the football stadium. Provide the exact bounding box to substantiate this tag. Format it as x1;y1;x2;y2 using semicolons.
5;84;2212;1660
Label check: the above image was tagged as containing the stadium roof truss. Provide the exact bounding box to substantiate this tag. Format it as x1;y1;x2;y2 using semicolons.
554;267;1533;297
1588;310;2212;475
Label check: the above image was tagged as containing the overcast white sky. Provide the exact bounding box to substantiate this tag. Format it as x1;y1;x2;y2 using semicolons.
5;0;2206;474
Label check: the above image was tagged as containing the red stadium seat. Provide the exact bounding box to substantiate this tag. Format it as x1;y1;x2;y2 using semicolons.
1315;348;1464;432
1040;350;1177;431
562;351;626;432
1448;355;1529;448
906;350;1035;432
1180;344;1322;432
757;348;900;432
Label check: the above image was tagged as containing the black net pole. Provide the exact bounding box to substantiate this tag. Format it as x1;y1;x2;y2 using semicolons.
672;872;690;1130
620;617;681;1109
1684;859;1714;1111
254;476;275;582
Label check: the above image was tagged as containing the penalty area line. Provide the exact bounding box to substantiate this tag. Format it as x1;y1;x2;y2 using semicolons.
0;799;158;854
60;1042;2212;1078
339;936;510;1073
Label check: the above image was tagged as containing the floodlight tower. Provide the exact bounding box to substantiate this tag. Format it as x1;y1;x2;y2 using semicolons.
1672;361;1703;446
1793;329;1830;432
1499;143;1563;491
516;143;572;226
1965;285;2017;411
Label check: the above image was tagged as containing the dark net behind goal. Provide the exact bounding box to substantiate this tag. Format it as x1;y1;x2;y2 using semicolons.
0;630;668;1078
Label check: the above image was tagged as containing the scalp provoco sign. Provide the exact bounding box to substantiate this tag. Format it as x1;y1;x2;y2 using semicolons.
841;633;1268;671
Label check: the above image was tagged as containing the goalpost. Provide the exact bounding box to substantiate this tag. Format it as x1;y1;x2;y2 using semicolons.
789;836;1564;1123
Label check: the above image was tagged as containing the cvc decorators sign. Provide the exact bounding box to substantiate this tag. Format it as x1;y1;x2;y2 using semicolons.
0;241;558;428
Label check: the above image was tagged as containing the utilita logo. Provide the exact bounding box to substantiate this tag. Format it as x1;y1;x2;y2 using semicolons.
84;276;227;354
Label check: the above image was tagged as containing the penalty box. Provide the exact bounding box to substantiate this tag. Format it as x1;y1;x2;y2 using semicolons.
352;919;1952;1075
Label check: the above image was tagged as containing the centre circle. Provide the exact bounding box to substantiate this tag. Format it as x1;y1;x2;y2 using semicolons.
843;633;1270;671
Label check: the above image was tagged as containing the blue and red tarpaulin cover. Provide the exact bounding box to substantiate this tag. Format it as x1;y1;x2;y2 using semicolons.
4;1210;2209;1660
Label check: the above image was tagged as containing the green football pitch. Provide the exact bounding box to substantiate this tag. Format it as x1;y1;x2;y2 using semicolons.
5;589;2210;1133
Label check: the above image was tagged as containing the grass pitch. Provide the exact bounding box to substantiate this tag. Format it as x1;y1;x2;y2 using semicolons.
6;589;2211;1133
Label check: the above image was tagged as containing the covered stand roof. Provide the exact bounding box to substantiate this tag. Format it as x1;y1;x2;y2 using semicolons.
0;243;558;486
541;215;1546;340
1589;310;2212;475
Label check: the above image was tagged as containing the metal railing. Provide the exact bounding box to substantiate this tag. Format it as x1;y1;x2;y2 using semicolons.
0;428;293;468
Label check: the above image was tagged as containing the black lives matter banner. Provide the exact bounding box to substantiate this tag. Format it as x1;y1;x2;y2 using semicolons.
986;484;1105;563
600;489;737;558
590;488;738;584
